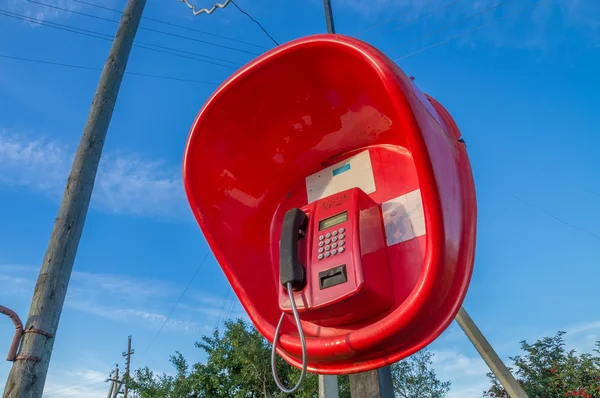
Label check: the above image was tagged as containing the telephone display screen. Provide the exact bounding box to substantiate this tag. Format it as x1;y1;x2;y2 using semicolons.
318;211;348;231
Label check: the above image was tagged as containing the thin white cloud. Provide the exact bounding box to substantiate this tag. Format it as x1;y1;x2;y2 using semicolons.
0;130;188;219
64;299;208;333
72;271;178;301
5;0;84;25
337;0;600;51
0;264;239;334
5;0;122;25
42;367;111;398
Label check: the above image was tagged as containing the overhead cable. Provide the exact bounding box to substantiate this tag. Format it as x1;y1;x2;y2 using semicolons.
394;0;546;61
0;54;220;85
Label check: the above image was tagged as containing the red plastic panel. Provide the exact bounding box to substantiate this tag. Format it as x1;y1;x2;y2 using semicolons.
182;34;477;374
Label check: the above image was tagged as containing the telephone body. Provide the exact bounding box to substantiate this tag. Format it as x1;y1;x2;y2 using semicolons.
279;187;394;327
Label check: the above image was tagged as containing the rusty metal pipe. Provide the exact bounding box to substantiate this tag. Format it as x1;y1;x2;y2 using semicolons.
0;305;24;361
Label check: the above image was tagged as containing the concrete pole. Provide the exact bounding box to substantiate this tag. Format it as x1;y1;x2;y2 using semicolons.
455;307;529;398
319;375;339;398
2;0;146;396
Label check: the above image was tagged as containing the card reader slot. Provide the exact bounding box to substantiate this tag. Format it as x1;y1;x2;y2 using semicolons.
319;265;348;289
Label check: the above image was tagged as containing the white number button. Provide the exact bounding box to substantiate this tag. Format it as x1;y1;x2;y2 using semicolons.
338;247;345;253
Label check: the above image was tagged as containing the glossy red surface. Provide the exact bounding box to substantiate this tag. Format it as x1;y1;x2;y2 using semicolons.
182;34;477;374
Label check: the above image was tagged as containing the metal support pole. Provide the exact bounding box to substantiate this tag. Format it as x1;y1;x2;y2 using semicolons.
377;366;394;397
319;375;339;398
0;306;23;362
456;307;529;398
324;0;335;34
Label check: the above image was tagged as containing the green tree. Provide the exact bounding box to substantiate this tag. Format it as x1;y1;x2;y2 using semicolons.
483;331;600;398
392;349;451;398
129;318;449;397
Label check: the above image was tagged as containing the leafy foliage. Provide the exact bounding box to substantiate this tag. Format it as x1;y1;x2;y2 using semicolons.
128;318;449;398
393;349;451;398
483;331;600;398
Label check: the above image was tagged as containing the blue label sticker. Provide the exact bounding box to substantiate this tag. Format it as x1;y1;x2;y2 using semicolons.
332;163;351;176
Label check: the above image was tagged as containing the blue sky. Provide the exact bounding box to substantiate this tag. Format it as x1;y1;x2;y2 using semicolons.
1;0;599;396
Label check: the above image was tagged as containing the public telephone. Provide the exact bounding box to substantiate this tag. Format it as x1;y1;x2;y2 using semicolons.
182;33;477;382
279;187;394;327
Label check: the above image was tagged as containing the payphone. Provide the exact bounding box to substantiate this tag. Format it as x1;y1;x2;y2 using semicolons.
279;187;393;327
182;33;476;387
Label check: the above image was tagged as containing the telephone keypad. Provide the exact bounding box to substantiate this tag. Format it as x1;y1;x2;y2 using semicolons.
316;226;346;260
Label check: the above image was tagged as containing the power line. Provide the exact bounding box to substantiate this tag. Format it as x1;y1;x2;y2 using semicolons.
505;191;600;241
0;9;241;69
135;251;211;366
42;374;108;396
0;54;220;85
358;0;439;35
394;0;546;61
58;380;108;398
230;0;279;46
387;0;519;54
369;0;468;41
67;0;269;49
19;1;260;56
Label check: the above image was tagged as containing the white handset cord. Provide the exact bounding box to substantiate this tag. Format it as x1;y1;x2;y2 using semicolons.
271;282;308;394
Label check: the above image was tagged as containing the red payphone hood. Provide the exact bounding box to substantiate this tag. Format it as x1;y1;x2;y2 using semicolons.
183;34;477;374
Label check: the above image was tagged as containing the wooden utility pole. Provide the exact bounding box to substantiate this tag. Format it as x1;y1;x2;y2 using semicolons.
455;307;529;398
122;335;135;398
107;366;122;398
1;0;146;397
349;366;394;398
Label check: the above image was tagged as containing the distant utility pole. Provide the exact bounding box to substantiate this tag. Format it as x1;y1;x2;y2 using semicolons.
107;365;121;398
1;0;146;397
122;335;135;398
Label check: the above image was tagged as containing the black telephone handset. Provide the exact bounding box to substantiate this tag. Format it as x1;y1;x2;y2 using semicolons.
279;208;308;291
